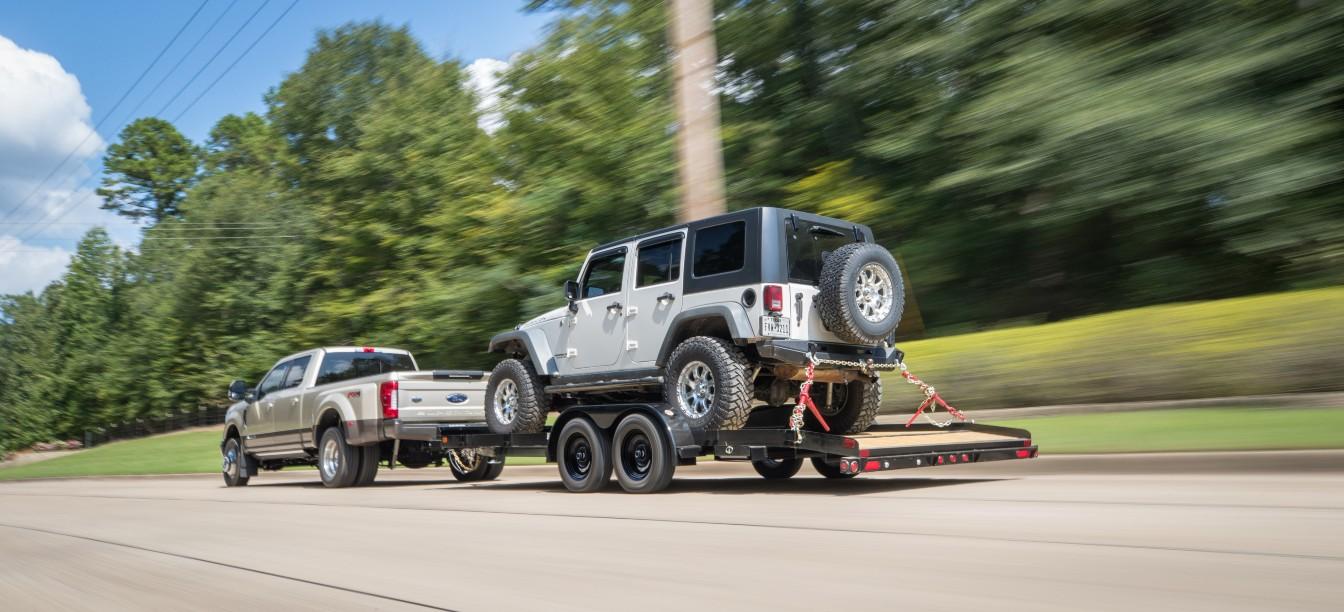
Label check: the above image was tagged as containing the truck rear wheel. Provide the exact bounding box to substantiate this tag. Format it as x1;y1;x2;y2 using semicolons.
353;444;379;486
805;377;882;434
221;437;249;487
817;242;905;345
811;456;857;479
318;427;361;488
612;413;676;493
751;457;803;479
485;358;548;435
556;418;611;493
664;336;753;431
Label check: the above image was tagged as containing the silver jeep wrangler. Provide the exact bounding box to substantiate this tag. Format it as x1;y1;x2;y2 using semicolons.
485;207;905;434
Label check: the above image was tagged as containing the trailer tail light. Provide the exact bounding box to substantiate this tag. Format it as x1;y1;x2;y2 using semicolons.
1016;449;1033;459
763;285;784;312
864;460;880;472
380;381;399;419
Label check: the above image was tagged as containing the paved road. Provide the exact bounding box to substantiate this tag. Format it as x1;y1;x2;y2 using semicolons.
1;454;1341;611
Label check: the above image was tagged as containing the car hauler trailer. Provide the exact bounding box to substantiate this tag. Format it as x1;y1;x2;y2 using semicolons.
416;404;1038;494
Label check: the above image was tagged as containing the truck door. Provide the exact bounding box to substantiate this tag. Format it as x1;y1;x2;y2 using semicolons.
626;233;685;365
244;363;289;453
560;247;629;371
267;354;312;451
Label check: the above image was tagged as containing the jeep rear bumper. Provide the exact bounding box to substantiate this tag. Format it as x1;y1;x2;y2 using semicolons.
755;340;903;368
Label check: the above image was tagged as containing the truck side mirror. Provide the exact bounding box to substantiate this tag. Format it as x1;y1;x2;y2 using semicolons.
564;280;581;312
227;380;249;401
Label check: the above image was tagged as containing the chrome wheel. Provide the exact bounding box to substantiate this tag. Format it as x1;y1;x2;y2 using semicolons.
854;262;895;323
493;378;519;425
320;436;341;480
448;448;483;473
676;360;715;419
222;443;238;476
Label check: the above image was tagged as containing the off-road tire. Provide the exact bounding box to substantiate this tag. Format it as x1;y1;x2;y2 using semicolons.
817;242;905;345
556;418;612;493
485;358;549;435
663;336;754;431
221;437;250;487
612;413;676;494
353;444;380;486
811;456;857;479
447;449;500;482
804;377;882;434
318;427;361;488
752;457;804;479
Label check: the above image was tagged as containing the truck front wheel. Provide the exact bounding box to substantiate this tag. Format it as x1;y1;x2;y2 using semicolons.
485;358;548;435
221;437;249;487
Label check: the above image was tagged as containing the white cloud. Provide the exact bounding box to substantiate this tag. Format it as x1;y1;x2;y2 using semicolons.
465;57;508;134
0;34;131;294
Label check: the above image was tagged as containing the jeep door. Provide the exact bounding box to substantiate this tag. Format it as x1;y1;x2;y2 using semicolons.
626;232;685;364
560;246;629;370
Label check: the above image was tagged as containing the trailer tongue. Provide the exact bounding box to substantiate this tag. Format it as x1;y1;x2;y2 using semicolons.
428;405;1037;493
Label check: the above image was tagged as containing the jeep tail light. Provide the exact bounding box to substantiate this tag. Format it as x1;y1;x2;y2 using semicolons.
380;380;399;419
763;285;784;312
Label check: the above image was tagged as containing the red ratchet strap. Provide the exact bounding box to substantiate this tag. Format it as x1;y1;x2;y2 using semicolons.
795;361;831;432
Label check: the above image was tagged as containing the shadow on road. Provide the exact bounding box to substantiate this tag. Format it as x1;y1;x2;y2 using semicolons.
457;476;1004;496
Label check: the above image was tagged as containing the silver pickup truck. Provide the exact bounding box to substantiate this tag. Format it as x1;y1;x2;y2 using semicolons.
220;346;497;488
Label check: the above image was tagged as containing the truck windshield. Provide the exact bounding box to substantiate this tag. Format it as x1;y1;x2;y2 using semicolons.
787;220;859;284
316;352;417;386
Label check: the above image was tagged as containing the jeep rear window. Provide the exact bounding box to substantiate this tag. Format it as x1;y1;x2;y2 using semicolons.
316;352;416;386
693;221;745;277
788;221;858;284
636;238;682;287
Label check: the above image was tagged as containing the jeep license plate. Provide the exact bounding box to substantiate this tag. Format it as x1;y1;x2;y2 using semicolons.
760;316;791;338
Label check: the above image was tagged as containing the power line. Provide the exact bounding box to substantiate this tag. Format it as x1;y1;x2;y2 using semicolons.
173;0;300;123
153;0;273;118
0;0;211;225
126;0;242;128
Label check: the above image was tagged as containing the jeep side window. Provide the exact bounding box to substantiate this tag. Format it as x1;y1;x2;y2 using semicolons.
581;250;625;298
636;238;682;287
693;221;745;277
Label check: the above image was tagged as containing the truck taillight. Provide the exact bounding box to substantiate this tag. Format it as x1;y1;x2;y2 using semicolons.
380;381;399;419
763;285;784;312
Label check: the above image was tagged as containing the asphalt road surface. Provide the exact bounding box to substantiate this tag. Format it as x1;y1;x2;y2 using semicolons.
2;452;1341;611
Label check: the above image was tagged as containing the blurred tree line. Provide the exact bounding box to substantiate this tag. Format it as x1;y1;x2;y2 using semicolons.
2;1;1341;450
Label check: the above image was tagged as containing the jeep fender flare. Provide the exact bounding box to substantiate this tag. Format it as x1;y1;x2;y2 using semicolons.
655;303;755;367
488;329;558;376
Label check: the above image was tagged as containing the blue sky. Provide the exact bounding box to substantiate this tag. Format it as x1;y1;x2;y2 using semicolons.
0;0;551;293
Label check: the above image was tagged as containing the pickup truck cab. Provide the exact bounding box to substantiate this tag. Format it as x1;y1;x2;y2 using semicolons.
220;346;498;488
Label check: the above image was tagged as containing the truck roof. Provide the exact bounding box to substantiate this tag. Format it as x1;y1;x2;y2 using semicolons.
272;346;413;365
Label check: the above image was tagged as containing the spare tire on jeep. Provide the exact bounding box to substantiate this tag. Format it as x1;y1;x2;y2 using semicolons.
817;242;905;345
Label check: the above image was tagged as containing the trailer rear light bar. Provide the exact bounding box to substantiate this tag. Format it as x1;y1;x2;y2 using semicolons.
833;445;1038;474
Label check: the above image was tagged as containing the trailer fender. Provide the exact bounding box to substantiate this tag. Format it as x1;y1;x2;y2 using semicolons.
548;405;700;462
488;329;558;376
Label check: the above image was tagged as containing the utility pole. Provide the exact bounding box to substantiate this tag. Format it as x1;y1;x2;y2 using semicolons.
668;0;726;222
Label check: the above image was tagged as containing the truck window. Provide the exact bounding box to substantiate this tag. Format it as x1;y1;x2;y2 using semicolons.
636;238;682;287
257;365;288;399
693;221;745;277
315;352;417;386
581;250;625;298
787;220;858;284
282;356;312;389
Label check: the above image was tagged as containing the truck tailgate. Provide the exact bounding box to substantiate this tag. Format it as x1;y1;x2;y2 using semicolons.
395;370;488;423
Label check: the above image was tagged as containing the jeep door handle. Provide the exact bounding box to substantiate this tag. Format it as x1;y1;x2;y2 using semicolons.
606;302;623;313
658;292;675;303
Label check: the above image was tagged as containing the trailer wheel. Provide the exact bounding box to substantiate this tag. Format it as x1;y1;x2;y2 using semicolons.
817;242;905;345
664;336;753;431
353;444;380;486
485;358;549;435
447;448;502;482
318;427;361;488
613;413;676;494
221;437;249;487
811;457;857;480
751;457;803;479
556;418;612;493
805;377;882;434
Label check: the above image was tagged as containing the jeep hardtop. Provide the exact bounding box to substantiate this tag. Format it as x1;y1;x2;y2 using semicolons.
486;207;906;435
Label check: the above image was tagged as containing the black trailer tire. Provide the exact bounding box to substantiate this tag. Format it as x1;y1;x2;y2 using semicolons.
752;457;804;479
318;427;361;488
663;336;753;431
817;242;905;345
481;460;505;481
447;448;497;482
804;377;882;434
556;418;612;493
485;358;549;435
612;413;676;494
811;456;857;480
353;444;380;486
398;460;430;469
221;437;250;487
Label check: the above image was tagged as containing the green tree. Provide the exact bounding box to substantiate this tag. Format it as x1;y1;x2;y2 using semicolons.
97;117;200;223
